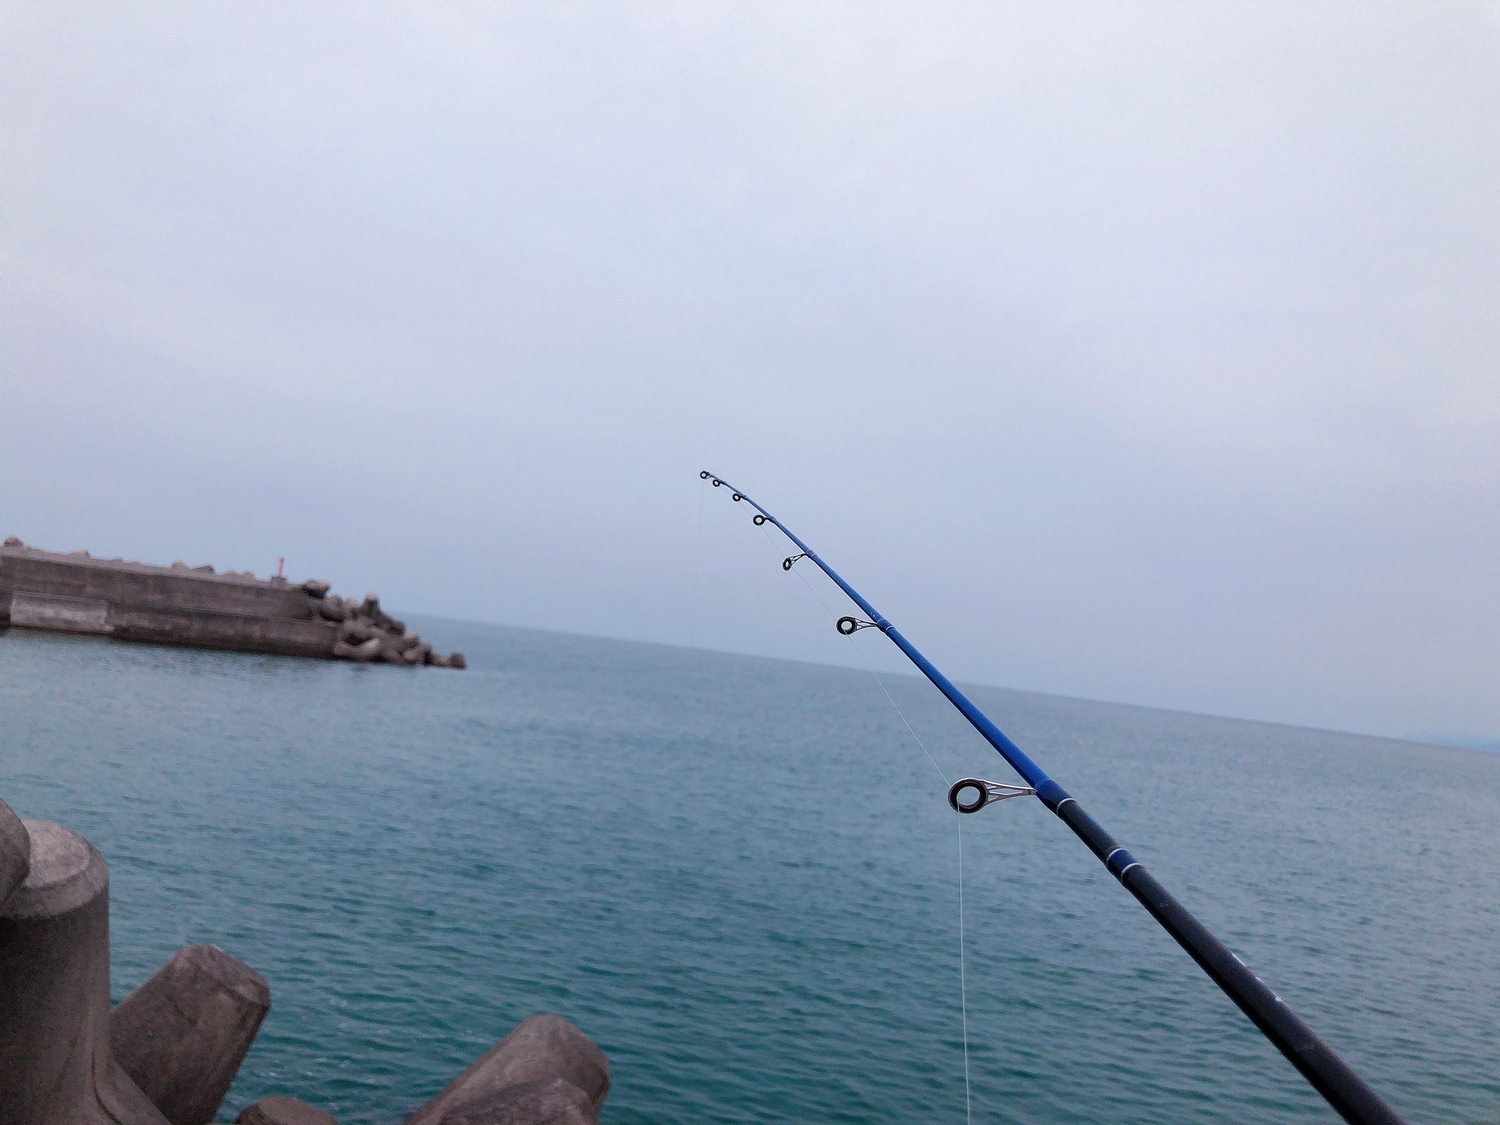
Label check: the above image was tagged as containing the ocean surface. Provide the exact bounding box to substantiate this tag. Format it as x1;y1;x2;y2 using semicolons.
0;621;1495;1125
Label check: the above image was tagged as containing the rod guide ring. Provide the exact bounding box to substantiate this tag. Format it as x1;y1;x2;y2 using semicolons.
947;777;1037;814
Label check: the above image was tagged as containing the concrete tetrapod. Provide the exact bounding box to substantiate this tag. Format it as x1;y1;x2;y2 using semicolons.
236;1096;337;1125
0;819;169;1125
0;798;28;911
112;943;272;1125
404;1014;610;1125
437;1078;597;1125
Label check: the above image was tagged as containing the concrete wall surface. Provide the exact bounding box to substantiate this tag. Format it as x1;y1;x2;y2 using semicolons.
1;804;602;1125
0;819;170;1125
0;546;339;659
112;944;272;1125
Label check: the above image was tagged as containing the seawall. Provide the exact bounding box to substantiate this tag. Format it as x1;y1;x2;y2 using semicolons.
0;541;463;668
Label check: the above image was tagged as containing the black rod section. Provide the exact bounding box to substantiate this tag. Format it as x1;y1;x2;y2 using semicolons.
702;471;1405;1125
1053;796;1403;1125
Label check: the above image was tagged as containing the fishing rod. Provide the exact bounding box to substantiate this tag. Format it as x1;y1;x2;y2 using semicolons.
699;471;1405;1125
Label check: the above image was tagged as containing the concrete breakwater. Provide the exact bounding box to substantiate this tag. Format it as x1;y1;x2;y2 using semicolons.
0;539;464;669
0;796;609;1125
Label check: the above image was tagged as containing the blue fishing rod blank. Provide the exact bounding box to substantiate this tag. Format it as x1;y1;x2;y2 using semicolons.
701;471;1405;1125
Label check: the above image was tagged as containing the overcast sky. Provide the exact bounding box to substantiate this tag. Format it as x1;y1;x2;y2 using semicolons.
1;3;1496;742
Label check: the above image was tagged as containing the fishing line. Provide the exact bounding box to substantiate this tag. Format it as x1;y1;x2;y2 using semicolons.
699;470;1408;1125
754;506;971;1124
958;815;972;1125
847;635;950;788
690;476;706;650
756;521;949;787
748;506;971;1123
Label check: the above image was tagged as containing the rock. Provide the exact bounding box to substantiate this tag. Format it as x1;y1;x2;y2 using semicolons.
376;638;409;664
193;565;214;574
340;621;376;644
375;632;422;664
333;637;381;662
0;798;29;911
111;944;270;1125
0;819;170;1125
317;596;345;623
359;595;403;632
172;561;190;570
236;1096;337;1125
404;642;432;666
4;536;24;547
449;653;467;670
438;1079;596;1125
429;653;451;668
404;1014;610;1125
70;549;91;557
102;1060;174;1124
302;579;331;598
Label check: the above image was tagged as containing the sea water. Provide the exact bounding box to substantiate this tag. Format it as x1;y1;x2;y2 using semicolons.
0;622;1495;1125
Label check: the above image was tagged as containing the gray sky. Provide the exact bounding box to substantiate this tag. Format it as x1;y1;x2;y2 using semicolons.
2;3;1496;742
